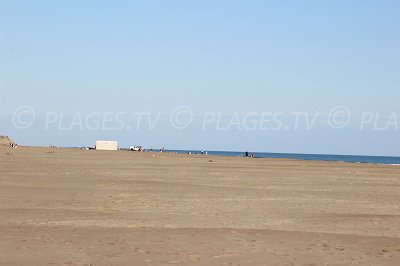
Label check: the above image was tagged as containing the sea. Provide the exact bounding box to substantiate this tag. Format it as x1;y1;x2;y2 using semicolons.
165;150;400;165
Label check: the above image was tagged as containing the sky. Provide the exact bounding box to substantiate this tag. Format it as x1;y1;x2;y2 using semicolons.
0;0;399;156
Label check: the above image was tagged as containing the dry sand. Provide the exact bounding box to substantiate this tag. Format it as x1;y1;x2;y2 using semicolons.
1;147;400;265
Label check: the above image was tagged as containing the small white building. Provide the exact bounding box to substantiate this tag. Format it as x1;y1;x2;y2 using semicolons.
96;140;118;151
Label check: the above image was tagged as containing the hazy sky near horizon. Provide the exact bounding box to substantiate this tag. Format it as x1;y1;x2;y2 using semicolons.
1;1;400;155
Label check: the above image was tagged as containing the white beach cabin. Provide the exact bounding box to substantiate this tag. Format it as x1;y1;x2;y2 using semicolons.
96;140;118;151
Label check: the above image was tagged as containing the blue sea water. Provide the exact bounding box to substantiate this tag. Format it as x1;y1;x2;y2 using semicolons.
166;150;400;165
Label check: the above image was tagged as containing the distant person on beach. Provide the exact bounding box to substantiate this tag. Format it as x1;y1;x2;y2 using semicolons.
245;151;249;157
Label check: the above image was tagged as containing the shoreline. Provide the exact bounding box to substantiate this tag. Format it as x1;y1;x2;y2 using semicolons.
4;145;400;167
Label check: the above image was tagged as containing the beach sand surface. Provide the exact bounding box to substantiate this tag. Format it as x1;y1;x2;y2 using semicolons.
1;147;400;265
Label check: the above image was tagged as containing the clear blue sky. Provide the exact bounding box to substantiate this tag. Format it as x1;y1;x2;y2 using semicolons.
1;1;399;155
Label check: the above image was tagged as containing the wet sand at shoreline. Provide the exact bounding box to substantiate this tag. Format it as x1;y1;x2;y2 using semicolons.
1;147;400;265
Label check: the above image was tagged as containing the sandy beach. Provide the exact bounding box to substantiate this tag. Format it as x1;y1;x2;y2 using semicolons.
1;146;400;265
